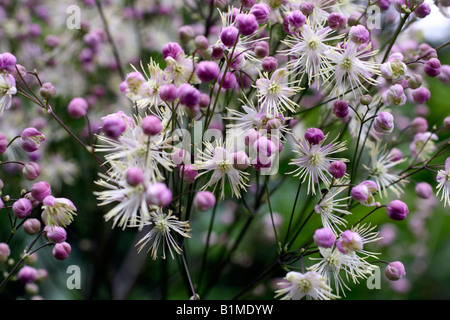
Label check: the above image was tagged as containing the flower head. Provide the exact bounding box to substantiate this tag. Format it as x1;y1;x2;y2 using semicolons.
41;196;77;228
436;157;450;207
275;271;339;300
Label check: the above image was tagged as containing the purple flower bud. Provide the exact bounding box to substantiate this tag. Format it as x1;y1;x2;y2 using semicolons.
141;115;162;136
386;200;409;221
329;161;347;178
0;242;11;263
180;164;198;183
45;35;60;48
126;167;145;186
304;128;325;145
444;116;450;131
217;71;236;90
39;82;57;99
178;25;195;43
332;100;349;118
382;84;407;106
199;93;210;109
241;0;255;7
12;198;33;219
30;181;51;202
388;148;403;161
300;1;315;15
336;230;363;254
236;13;259;36
327;12;347;30
437;65;450;83
20;127;46;153
385;261;406;280
262;56;278;72
374;111;395;134
23;218;41;235
220;26;239;47
18;266;38;283
0;52;17;73
245;128;260;147
0;134;8;154
287;10;306;33
424;58;441;77
411;116;428;133
146;182;172;207
349;25;370;43
178;84;200;107
162;42;184;60
193;191;216;211
196;61;220;82
67;97;88;119
351;185;369;202
411;87;431;104
232;151;250;170
211;44;225;60
52;242;71;260
159;84;179;102
252;154;272;170
22;162;41;181
415;2;431;18
44;226;67;243
101;114;127;139
253;136;276;157
313;228;336;248
377;0;392;10
253;41;270;58
250;3;271;24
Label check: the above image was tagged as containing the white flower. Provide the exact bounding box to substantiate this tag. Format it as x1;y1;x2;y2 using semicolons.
164;52;199;86
195;140;249;199
409;131;438;162
135;209;191;260
0;73;17;114
323;42;380;97
94;172;150;230
436;157;450;207
309;224;380;296
95;115;174;182
41;196;77;228
364;143;407;198
255;68;301;115
282;21;342;86
314;184;351;235
275;271;339;300
288;134;347;195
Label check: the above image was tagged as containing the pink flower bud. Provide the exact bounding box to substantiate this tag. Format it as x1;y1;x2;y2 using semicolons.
374;111;394;134
30;181;52;202
211;44;225;60
194;35;210;50
385;261;406;280
444;116;450;131
196;61;220;82
39;82;57;99
159;83;179;102
304;128;324;145
44;225;67;243
22;162;41;181
411;87;431;104
146;182;172;207
313;228;336;248
0;52;17;73
411;117;428;133
18;266;38;283
12;198;33;219
250;3;271;23
178;25;194;43
386;200;409;221
0;134;8;154
349;25;370;43
220;26;239;47
253;136;276;157
232;151;250;170
198;93;210;108
236;13;259;36
437;65;450;83
0;242;11;263
179;164;198;183
162;42;183;60
245;128;260;147
300;1;315;15
415;2;431;18
52;242;71;260
141;115;162;136
67;97;88;119
241;0;255;7
382;84;406;106
262;56;278;72
415;182;433;199
329;161;347;178
23;218;41;235
253;41;270;58
193;191;216;211
286;10;306;33
101;114;127;139
178;84;200;107
126;167;145;186
332;100;349;118
20;127;46;153
336;230;363;253
388;147;403;161
327;12;347;30
350;185;369;202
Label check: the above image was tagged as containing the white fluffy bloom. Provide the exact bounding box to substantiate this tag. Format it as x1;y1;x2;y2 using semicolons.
436;157;450;207
0;73;17;114
275;271;339;300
